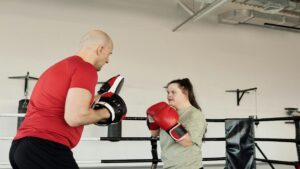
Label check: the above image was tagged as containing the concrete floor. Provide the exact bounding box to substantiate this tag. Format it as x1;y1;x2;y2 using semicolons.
79;164;295;169
0;163;296;169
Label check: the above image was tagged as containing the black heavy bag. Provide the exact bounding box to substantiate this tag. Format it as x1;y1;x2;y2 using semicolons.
225;118;256;169
17;99;29;129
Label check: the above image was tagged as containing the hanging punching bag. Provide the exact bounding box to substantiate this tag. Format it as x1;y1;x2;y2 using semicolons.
225;118;256;169
9;72;38;129
17;99;29;129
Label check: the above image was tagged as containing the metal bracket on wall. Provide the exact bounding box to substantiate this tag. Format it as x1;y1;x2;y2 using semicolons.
9;72;104;96
8;72;38;98
226;87;257;106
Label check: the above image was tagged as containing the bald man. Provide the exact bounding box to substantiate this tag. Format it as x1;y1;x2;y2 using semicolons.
9;30;115;169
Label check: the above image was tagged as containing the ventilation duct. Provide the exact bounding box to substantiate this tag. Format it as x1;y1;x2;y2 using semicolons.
176;0;300;32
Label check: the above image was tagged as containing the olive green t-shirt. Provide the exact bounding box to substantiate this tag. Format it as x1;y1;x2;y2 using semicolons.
160;106;207;169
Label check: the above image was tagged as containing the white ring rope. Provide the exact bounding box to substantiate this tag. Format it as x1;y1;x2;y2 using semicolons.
0;137;101;141
0;114;104;141
0;113;25;117
0;160;101;166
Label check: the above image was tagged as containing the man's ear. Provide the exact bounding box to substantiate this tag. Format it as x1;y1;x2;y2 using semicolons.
97;45;104;55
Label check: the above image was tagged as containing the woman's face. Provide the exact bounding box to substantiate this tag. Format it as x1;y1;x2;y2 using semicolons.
166;83;188;109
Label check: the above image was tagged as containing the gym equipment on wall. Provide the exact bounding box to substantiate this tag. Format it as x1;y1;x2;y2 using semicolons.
9;72;38;128
226;87;257;106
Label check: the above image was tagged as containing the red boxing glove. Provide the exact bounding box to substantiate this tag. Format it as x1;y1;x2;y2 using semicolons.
153;105;188;142
146;102;168;130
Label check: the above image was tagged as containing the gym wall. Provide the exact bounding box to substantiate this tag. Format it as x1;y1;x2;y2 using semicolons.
0;0;299;168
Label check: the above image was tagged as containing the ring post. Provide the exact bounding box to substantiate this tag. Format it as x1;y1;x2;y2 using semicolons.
107;122;122;141
294;118;300;169
150;136;159;169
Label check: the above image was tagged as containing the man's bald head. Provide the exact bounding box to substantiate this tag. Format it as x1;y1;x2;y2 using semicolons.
79;30;112;50
77;29;114;71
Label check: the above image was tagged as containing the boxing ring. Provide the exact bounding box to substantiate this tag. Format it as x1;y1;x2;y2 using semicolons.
0;114;299;169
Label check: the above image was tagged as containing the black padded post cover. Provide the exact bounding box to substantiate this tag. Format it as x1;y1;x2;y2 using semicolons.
107;122;122;141
294;120;300;162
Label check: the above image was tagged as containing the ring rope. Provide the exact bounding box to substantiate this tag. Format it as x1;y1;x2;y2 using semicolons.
1;114;300;122
0;136;298;143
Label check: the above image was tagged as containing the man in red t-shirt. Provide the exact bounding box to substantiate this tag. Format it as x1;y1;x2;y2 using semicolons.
9;30;126;169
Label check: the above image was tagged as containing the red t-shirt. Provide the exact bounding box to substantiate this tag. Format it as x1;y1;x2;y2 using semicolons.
14;56;98;148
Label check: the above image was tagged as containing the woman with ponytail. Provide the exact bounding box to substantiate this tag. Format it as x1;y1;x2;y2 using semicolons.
148;78;207;169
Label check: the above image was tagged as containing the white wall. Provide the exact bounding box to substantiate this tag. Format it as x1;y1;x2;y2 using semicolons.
0;0;299;168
